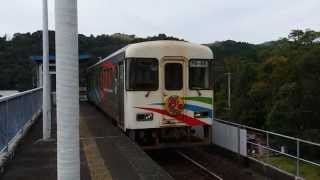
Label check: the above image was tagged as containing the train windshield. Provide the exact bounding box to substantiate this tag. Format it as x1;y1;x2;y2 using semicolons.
126;58;158;90
189;59;212;90
165;63;183;90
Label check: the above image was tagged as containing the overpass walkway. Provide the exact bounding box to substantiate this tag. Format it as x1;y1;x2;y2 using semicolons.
1;103;173;180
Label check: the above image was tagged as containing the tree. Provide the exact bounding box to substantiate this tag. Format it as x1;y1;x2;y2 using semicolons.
288;29;304;42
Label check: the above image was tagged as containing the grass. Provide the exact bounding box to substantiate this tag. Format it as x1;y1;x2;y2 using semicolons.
260;155;320;180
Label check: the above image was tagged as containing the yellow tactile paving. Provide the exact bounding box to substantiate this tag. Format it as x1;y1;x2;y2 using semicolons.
80;117;113;180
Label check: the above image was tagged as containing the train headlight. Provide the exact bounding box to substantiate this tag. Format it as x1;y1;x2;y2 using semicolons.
136;113;153;121
194;111;209;118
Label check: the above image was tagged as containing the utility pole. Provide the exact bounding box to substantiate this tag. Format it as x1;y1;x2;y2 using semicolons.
55;0;80;179
227;72;231;110
225;72;231;120
42;0;51;140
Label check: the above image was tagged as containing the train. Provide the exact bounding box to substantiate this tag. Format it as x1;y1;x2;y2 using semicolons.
87;40;214;148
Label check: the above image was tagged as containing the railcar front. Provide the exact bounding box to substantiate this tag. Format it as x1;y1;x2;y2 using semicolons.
123;41;214;148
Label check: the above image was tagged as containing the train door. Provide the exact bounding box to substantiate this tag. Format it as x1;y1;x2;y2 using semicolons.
161;57;186;126
118;62;125;128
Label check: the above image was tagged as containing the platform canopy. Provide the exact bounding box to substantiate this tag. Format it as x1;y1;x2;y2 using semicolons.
30;54;91;63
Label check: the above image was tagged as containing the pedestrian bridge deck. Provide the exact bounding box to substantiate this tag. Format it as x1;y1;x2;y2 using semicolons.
1;103;173;180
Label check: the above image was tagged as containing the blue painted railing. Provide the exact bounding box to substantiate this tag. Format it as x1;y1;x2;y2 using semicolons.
0;88;42;153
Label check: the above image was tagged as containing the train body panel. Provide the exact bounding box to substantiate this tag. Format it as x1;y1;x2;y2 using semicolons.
87;40;214;146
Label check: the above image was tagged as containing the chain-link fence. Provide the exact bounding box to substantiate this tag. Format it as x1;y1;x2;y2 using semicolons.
0;88;42;153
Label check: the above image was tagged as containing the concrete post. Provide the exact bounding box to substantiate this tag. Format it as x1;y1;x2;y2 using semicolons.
296;140;300;177
42;0;51;140
38;64;43;87
55;0;80;179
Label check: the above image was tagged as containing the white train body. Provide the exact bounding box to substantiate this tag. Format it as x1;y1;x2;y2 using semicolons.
88;40;214;146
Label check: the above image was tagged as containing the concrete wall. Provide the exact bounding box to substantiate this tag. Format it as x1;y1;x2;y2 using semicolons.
212;120;247;156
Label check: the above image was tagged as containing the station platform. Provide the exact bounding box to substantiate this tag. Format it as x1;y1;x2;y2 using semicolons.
1;103;173;180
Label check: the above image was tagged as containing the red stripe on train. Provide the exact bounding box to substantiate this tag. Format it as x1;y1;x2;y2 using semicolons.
135;107;207;126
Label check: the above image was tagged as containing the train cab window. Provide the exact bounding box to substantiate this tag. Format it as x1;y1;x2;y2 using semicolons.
165;63;183;90
189;59;212;90
126;58;158;90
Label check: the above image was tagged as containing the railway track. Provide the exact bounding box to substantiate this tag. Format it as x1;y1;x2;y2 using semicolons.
147;148;223;180
147;146;264;180
176;150;223;180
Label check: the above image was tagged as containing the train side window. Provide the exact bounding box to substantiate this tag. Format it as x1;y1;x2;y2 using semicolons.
105;68;109;89
165;63;183;90
100;70;104;89
189;59;212;90
126;58;158;91
103;69;107;89
108;68;112;87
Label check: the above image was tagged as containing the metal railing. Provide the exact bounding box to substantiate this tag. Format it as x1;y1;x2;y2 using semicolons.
214;118;320;179
0;88;42;153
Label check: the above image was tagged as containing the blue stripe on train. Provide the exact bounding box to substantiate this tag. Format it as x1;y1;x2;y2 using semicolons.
184;104;213;118
150;103;213;118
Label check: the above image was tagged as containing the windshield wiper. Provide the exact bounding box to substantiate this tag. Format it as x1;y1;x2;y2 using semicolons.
196;89;202;96
193;87;202;96
145;91;151;98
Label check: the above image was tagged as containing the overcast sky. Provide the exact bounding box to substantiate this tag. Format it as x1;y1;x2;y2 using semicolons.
0;0;319;44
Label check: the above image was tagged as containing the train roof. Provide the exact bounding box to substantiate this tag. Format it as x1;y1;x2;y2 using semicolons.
126;40;213;59
88;40;213;70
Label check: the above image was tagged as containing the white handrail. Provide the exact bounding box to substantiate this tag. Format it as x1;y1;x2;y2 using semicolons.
214;118;320;147
0;87;42;103
213;117;320;178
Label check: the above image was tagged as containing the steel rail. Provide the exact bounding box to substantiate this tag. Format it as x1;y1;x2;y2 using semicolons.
176;151;223;180
247;141;320;167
